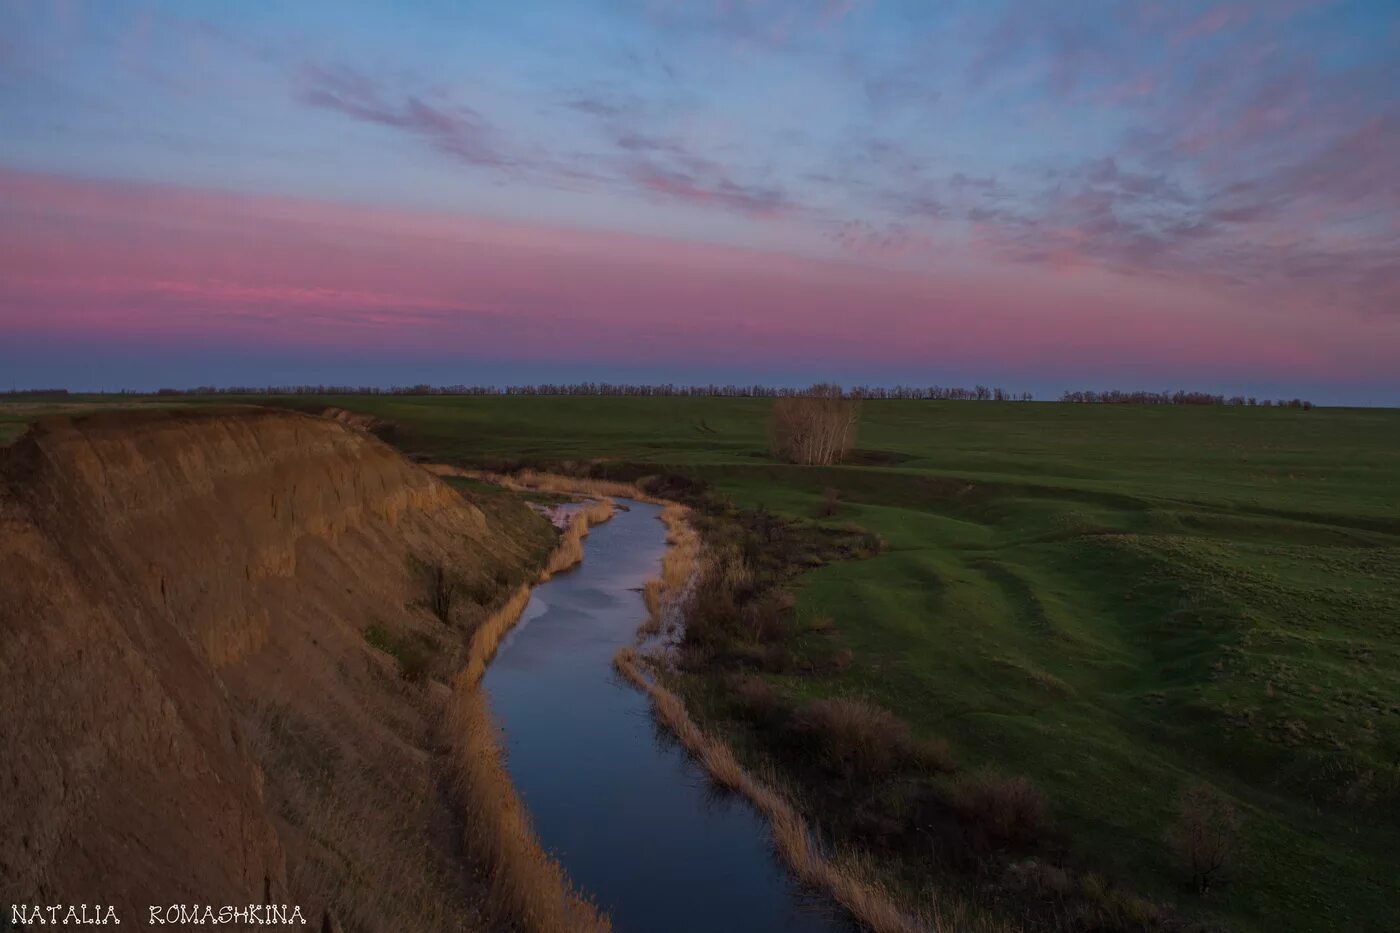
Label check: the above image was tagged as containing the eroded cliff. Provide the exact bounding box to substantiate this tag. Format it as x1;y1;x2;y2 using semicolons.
0;408;553;930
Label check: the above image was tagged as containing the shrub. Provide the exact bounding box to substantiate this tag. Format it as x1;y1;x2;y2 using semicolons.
1072;872;1165;929
727;674;783;724
411;558;461;624
949;771;1048;849
768;385;860;465
744;591;793;643
397;643;433;683
1167;781;1242;894
362;624;436;683
910;736;958;774
1006;859;1071;898
683;550;755;650
790;697;911;780
729;642;795;673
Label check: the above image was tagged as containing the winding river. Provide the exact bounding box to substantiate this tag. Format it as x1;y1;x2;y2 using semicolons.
481;500;848;932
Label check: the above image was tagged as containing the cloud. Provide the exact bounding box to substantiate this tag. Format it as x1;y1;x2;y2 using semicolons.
627;164;789;216
298;64;797;218
554;83;796;216
830;220;931;259
949;172;999;192
298;64;508;167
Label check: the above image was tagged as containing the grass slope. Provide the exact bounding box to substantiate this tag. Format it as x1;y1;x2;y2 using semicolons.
5;394;1397;930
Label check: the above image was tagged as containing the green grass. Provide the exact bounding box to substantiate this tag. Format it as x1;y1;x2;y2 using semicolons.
5;393;1398;930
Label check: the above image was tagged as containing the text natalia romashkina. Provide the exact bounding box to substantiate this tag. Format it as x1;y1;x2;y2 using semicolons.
9;903;308;925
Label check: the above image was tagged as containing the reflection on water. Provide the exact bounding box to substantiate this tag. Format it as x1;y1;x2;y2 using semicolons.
481;501;848;933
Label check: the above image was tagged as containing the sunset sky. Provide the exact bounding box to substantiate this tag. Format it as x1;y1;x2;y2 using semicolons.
2;1;1398;401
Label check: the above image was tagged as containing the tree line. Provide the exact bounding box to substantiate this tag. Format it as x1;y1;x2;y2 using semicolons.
1061;389;1313;409
1;385;1315;408
127;382;1034;399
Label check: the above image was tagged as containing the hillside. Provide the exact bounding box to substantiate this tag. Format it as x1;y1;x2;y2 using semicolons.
0;408;554;929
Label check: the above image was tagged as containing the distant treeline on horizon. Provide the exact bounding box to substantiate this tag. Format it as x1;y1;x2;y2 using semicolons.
1061;390;1313;409
5;384;1315;408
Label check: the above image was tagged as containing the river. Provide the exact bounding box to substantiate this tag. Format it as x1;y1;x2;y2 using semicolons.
481;500;848;932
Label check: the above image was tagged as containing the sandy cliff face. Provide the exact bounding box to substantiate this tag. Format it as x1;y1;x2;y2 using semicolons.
0;408;548;929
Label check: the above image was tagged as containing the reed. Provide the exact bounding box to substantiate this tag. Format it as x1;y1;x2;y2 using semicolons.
634;503;700;643
541;498;615;579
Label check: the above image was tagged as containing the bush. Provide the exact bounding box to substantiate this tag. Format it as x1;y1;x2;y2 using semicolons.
769;385;860;465
949;771;1048;849
362;624;437;683
744;590;793;643
409;557;462;624
910;736;958;774
1167;782;1242;894
790;697;911;780
397;642;433;683
727;674;784;724
683;550;754;650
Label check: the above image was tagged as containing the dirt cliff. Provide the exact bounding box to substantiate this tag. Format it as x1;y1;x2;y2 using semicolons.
0;408;553;930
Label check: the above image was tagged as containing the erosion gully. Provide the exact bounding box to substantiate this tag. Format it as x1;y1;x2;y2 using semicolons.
481;500;850;932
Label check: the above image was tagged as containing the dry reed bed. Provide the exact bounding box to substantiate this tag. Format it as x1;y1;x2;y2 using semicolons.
637;503;700;642
441;500;617;933
542;498;616;579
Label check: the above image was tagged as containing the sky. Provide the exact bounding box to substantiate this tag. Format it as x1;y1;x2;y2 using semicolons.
1;1;1398;402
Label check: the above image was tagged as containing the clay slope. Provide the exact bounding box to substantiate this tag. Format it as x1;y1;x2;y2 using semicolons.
0;408;552;930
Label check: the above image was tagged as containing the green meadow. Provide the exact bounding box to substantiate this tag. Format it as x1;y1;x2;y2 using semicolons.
6;394;1398;930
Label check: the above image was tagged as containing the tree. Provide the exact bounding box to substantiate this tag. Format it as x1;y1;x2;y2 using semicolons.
768;384;860;465
1167;782;1243;894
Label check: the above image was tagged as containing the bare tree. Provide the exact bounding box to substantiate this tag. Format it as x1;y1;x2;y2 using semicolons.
1167;782;1243;894
768;384;860;465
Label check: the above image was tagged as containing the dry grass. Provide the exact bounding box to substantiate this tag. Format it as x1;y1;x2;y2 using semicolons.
635;503;700;643
681;548;756;651
790;697;915;780
949;771;1049;850
246;700;480;933
612;647;941;933
728;673;783;723
458;585;531;686
541;498;615;579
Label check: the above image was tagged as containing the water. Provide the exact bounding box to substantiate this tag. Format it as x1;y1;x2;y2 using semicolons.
481;500;848;933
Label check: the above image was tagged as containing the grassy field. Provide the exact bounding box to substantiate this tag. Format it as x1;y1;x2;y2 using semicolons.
6;394;1398;930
